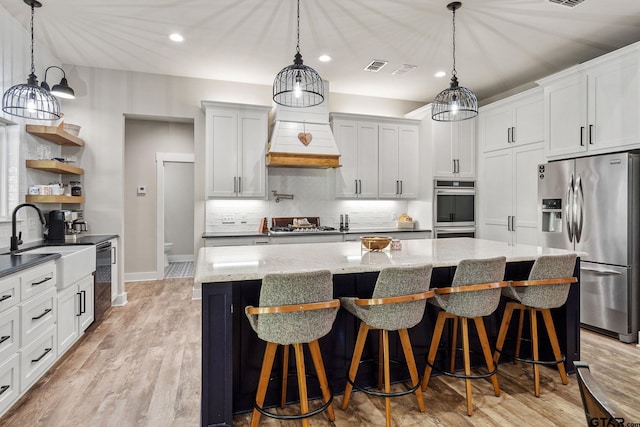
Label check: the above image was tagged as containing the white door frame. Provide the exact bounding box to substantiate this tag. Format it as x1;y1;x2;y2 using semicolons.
156;152;195;279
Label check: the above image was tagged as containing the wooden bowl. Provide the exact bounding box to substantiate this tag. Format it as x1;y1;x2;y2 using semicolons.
360;236;392;251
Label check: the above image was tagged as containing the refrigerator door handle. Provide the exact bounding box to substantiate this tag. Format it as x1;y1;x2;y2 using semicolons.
565;174;575;242
580;266;622;275
575;175;584;243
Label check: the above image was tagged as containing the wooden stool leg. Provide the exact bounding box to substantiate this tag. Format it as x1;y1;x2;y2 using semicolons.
474;317;500;397
378;329;384;390
541;308;568;385
422;311;447;391
251;342;278;427
514;307;525;364
293;343;310;427
382;329;392;427
281;344;289;408
342;322;370;410
450;316;459;373
493;301;515;364
308;340;336;421
461;317;474;416
398;329;425;412
530;307;541;397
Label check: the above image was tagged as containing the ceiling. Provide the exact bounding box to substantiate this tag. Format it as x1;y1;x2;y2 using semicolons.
2;0;640;105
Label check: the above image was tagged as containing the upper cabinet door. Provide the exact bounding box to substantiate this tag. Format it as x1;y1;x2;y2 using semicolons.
512;95;544;146
378;124;400;199
333;120;359;198
480;107;512;152
587;57;640;153
238;112;267;198
208;109;239;198
356;122;379;199
545;73;588;158
454;118;476;179
397;125;419;199
432;121;455;177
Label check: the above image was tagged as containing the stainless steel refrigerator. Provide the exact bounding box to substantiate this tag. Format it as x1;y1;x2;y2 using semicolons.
538;152;640;343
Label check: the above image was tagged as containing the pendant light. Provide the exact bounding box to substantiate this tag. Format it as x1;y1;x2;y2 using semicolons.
2;0;60;120
273;0;324;108
432;2;478;122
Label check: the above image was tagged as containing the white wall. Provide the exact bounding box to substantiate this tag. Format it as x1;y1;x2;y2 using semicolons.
165;161;194;260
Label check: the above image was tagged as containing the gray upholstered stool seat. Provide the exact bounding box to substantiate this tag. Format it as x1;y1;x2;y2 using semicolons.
245;270;339;427
421;256;507;416
340;264;434;427
493;254;577;397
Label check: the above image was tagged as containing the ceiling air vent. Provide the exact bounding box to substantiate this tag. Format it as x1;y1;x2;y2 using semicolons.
548;0;586;7
392;64;418;75
364;60;388;72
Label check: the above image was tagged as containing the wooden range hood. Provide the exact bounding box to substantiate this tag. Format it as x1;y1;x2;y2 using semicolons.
266;120;340;168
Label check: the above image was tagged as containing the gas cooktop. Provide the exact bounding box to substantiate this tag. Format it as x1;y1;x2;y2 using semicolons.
269;217;337;234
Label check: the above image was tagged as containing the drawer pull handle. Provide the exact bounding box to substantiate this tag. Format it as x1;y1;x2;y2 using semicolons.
32;308;52;320
0;385;9;396
32;276;52;286
0;295;11;302
31;347;52;363
0;335;10;345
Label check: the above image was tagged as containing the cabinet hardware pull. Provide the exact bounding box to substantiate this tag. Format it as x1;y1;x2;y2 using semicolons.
76;292;82;316
354;180;358;194
588;124;594;144
452;159;456;173
233;176;237;193
0;335;10;345
0;295;11;302
400;180;403;195
31;347;52;363
32;308;52;321
32;276;52;286
111;246;116;265
81;290;86;314
580;127;585;146
238;177;242;193
0;385;9;396
511;127;516;142
507;128;511;143
396;180;399;194
357;179;361;194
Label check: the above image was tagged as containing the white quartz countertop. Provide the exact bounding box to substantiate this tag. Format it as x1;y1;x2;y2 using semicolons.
195;238;585;284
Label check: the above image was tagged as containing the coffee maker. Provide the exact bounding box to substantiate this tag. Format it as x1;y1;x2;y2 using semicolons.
47;210;69;241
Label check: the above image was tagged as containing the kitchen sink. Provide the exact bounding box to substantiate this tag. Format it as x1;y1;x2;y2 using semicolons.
20;245;96;289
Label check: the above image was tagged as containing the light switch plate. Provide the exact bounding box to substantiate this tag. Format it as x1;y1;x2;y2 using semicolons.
137;185;147;195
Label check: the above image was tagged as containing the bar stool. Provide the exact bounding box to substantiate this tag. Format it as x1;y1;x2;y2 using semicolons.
340;264;434;427
421;256;507;416
493;254;577;397
245;270;340;427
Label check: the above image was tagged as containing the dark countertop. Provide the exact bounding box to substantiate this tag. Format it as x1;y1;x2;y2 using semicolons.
0;253;60;279
202;228;431;239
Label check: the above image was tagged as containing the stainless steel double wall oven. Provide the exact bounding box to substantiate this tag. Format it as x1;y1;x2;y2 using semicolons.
433;180;476;238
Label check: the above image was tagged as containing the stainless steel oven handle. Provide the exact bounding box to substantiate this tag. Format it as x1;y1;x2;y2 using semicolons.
434;188;476;195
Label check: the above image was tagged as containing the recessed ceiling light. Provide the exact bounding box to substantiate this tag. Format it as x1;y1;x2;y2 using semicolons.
318;54;332;62
434;71;447;78
169;33;184;42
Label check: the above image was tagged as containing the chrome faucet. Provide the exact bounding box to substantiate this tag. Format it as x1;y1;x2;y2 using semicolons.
10;203;46;251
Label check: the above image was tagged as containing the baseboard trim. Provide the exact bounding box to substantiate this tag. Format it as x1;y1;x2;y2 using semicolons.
192;286;201;300
168;254;195;263
124;272;157;282
112;292;128;306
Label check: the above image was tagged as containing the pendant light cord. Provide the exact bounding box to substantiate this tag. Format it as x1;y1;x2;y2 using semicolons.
29;3;35;75
451;6;457;78
296;0;301;54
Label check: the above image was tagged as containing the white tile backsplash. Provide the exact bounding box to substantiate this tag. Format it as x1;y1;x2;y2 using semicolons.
205;169;430;232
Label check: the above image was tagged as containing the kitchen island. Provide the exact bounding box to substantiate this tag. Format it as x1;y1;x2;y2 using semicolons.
195;238;582;427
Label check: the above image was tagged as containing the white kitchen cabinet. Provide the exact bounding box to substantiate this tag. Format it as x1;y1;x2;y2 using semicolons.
539;44;640;159
56;275;94;357
480;142;544;246
0;354;19;416
331;116;379;199
378;124;419;199
19;324;56;393
203;101;270;198
432;117;476;178
479;88;544;153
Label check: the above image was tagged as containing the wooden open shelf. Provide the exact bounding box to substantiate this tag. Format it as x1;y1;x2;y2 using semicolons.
25;195;84;204
26;125;84;147
26;160;83;175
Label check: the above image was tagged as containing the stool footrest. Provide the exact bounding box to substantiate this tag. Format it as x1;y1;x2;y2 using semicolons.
346;377;420;398
424;359;499;380
514;355;566;366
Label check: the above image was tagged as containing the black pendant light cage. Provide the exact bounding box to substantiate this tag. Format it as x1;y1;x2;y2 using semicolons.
2;0;60;121
41;65;75;99
432;1;478;122
273;0;324;108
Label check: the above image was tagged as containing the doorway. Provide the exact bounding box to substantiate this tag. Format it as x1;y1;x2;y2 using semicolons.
156;152;195;279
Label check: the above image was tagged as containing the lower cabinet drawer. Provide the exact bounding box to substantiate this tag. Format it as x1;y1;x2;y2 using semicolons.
0;275;20;312
20;287;56;348
0;353;19;417
20;262;56;302
19;324;56;394
0;308;19;362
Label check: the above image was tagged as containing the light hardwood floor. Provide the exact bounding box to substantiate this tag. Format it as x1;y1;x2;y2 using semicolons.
1;278;638;426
